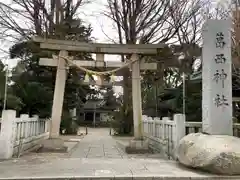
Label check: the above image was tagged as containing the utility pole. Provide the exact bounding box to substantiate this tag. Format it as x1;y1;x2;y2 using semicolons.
182;72;186;115
3;65;8;110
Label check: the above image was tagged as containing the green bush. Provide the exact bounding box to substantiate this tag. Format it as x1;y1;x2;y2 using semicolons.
110;105;133;135
60;110;78;135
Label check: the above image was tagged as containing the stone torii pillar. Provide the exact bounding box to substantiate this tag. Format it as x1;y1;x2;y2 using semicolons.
40;50;69;152
131;54;143;139
50;50;68;138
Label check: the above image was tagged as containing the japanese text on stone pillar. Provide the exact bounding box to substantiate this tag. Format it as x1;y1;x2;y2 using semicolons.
214;32;229;108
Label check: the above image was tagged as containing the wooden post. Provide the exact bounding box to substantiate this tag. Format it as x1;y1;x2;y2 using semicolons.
50;50;68;138
131;54;143;139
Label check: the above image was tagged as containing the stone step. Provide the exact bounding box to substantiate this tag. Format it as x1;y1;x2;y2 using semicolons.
115;137;151;154
115;137;167;159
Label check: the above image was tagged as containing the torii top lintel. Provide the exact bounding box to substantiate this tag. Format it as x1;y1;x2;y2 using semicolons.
33;37;165;55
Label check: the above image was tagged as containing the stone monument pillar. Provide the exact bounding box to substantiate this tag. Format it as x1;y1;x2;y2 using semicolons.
202;19;233;135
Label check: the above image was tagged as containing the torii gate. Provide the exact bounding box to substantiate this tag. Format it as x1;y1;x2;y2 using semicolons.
33;37;164;145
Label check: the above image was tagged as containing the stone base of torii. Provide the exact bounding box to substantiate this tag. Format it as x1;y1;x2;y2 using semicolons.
33;37;164;152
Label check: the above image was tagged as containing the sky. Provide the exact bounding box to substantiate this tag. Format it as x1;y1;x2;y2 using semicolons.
78;1;123;63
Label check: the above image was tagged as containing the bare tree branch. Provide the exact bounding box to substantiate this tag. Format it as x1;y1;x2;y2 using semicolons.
0;0;91;43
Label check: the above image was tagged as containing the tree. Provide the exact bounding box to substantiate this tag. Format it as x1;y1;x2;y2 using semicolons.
0;0;91;40
0;0;98;134
102;87;118;107
103;0;208;132
9;69;53;117
151;1;235;120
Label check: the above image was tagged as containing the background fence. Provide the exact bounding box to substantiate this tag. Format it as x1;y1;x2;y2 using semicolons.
0;110;49;159
142;114;240;159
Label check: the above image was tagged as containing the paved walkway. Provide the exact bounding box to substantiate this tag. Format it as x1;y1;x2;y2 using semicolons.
70;128;126;159
0;128;240;179
1;158;237;179
70;128;164;159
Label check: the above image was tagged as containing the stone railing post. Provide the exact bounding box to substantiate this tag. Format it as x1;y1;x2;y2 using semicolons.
162;117;169;140
147;117;151;135
154;117;160;137
20;114;29;140
45;119;49;133
0;110;17;159
32;115;39;135
153;117;156;137
148;117;154;136
142;115;148;134
173;114;186;154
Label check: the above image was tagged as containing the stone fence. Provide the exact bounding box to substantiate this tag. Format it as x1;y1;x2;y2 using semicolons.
0;110;49;159
142;114;240;159
142;114;185;159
